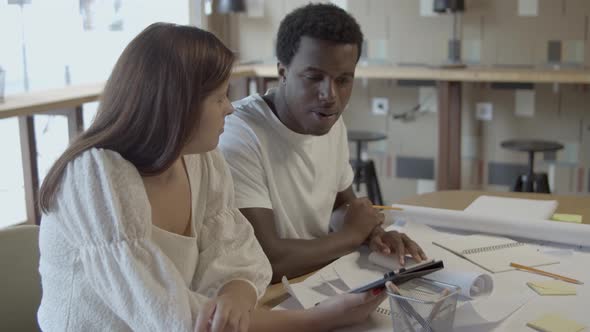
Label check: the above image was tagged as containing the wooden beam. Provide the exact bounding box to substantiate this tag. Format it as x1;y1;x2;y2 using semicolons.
67;106;84;141
436;81;462;190
18;115;40;225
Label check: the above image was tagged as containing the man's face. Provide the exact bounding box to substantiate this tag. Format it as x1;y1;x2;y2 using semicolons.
279;36;358;136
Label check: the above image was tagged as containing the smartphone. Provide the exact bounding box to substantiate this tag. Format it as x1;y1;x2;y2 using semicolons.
349;260;444;293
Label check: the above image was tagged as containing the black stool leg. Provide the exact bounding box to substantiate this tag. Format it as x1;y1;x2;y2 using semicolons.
534;173;551;193
350;159;361;192
524;151;535;192
513;175;523;192
355;142;362;191
365;161;383;205
522;174;535;193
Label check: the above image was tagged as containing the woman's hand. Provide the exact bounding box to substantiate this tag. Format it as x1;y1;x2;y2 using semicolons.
194;280;257;332
312;288;388;329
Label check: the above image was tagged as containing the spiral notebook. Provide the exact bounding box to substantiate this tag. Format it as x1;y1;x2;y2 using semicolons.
433;234;559;273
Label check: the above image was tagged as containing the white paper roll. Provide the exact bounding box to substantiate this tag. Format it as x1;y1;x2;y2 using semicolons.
426;270;493;298
394;205;590;247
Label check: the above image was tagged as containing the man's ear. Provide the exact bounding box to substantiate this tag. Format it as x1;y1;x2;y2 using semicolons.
277;62;287;84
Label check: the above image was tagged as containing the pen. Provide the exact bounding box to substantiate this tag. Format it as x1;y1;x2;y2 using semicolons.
373;205;403;211
386;282;433;332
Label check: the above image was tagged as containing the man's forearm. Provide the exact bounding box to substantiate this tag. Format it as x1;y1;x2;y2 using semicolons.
267;230;359;282
267;198;382;282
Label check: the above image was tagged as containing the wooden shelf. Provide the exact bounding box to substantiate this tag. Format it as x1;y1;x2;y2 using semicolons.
2;65;588;120
239;64;590;83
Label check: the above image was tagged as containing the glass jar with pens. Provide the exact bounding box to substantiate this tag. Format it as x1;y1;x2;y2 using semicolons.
387;278;460;332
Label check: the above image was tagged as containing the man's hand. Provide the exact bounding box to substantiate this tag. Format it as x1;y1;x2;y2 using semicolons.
368;227;427;265
340;197;385;245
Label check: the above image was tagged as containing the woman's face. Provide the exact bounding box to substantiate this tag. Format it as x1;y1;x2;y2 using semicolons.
183;79;233;154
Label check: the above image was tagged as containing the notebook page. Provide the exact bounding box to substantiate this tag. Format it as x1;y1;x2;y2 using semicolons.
433;234;559;273
433;234;515;256
465;244;559;273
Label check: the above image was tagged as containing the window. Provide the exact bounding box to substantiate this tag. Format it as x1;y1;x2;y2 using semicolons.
0;0;194;228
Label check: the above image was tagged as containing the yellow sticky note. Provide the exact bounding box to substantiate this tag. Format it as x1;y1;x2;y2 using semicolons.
527;280;577;296
551;214;583;224
527;313;586;332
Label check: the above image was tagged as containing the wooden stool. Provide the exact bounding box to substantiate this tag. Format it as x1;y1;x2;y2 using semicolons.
500;139;564;193
348;130;387;205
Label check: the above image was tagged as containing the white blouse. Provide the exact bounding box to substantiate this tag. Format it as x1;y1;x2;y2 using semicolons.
38;148;272;331
151;226;198;286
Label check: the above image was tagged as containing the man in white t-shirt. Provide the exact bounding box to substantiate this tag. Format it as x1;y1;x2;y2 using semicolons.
219;3;426;282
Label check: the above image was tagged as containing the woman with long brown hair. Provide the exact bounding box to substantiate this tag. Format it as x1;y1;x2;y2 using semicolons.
37;23;385;332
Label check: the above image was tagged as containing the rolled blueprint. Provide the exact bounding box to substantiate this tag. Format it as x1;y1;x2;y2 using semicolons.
394;205;590;247
426;270;493;298
369;252;493;298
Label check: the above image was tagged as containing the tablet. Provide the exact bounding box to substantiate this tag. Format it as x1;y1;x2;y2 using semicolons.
349;259;444;293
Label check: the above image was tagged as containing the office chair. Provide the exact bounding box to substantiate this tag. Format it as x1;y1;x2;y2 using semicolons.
0;224;42;331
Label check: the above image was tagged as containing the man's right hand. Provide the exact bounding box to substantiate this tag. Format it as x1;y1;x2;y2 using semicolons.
341;197;384;245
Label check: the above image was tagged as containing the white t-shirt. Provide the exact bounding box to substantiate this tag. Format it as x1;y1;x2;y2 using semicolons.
219;93;354;240
38;148;271;331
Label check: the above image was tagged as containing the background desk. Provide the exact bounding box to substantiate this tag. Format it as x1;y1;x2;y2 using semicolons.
258;190;590;309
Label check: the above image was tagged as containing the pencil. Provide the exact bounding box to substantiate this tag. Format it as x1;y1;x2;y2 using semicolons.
426;288;450;323
373;205;403;211
386;282;422;332
510;262;584;285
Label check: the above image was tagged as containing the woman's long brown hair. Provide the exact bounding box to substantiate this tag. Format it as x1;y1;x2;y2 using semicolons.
39;23;235;213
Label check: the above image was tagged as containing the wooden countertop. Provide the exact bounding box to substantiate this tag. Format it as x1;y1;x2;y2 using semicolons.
2;65;589;120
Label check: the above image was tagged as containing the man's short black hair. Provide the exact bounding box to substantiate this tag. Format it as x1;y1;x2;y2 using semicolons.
276;3;364;66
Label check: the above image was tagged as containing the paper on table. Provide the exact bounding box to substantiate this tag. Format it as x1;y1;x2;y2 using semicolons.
280;266;393;332
526;313;586;332
330;252;529;330
464;195;558;220
433;234;559;273
281;276;328;309
394;205;590;247
333;251;386;290
454;291;534;329
527;280;577;296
